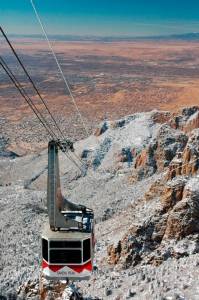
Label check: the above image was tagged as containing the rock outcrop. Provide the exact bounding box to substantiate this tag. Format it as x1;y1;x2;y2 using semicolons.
167;129;199;179
134;125;187;179
108;107;199;269
0;135;18;158
169;106;199;132
164;177;199;239
94;121;108;136
151;110;172;124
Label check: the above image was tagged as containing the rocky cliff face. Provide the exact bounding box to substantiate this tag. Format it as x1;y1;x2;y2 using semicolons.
134;124;188;179
107;107;199;274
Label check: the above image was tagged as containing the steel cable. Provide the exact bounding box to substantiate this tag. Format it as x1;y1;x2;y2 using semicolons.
0;57;84;173
0;58;57;140
0;26;66;141
30;0;89;137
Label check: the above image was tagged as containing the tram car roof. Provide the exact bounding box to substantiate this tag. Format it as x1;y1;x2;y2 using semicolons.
42;224;92;240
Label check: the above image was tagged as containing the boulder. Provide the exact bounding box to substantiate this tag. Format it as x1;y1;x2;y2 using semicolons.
154;125;187;171
183;110;199;133
167;129;199;179
169;106;199;132
164;177;199;239
134;125;187;179
151;110;171;124
144;179;165;202
107;241;122;265
94;121;108;136
116;147;133;164
161;178;186;212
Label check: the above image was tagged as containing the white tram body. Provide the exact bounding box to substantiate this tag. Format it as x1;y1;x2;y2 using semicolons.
42;224;94;280
41;140;95;281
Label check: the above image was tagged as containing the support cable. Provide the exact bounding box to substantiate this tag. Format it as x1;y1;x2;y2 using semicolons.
0;58;83;173
30;0;89;137
0;26;88;173
0;27;86;171
0;26;65;140
0;58;56;140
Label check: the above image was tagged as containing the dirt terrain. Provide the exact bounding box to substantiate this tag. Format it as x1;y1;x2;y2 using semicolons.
1;38;199;154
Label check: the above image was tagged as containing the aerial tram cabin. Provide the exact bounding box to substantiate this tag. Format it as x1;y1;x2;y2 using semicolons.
42;140;94;280
42;222;94;280
0;26;95;282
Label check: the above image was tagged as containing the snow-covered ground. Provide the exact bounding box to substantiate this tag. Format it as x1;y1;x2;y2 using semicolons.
0;110;199;299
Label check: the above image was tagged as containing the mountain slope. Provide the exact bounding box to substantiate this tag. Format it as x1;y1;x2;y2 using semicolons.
0;107;199;299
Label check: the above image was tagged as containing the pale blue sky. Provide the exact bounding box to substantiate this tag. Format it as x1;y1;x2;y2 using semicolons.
1;0;199;36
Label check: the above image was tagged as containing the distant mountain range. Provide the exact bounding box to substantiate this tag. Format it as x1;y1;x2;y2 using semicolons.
147;32;199;41
9;32;199;42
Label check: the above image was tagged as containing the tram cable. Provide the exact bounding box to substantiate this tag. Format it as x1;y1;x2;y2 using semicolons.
0;56;84;173
0;26;66;141
0;26;88;172
1;28;95;282
1;25;105;175
30;0;89;137
0;57;57;140
30;0;91;170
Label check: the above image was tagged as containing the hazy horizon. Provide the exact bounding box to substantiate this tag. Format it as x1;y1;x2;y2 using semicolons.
2;0;199;37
